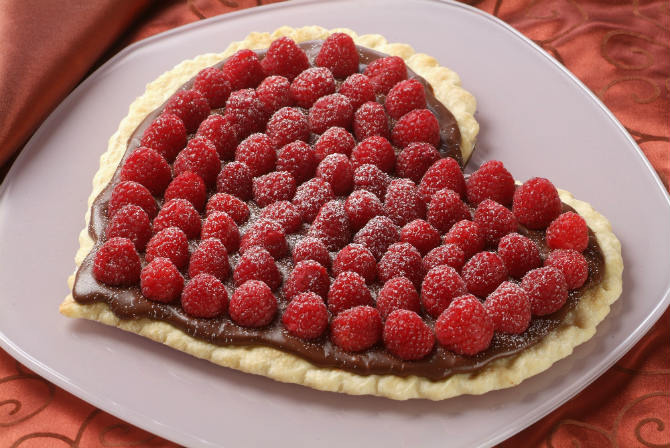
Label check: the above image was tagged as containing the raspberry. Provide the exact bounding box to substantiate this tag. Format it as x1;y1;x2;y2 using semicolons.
164;171;207;212
427;188;471;233
256;75;293;113
423;244;466;272
225;89;268;138
282;292;329;340
363;56;407;94
344;189;383;230
330;306;382;352
193;67;231;108
140;257;184;303
544;249;588;289
384;179;426;227
392;109;440;149
266;107;310;149
93;237;141;286
222;49;265;90
292;237;330;268
352;216;400;260
353;164;390;199
196;114;238;160
292;178;334;223
240;219;287;259
276;140;317;184
206;193;250;225
462;251;508;297
261;37;309;81
229;280;277;327
315;33;359;78
513;178;562;230
313;127;356;162
259;201;302;233
399;219;440;256
383;310;434;360
252;171;297;208
443;220;485;260
307;200;351;251
497;232;541;278
466;160;515;206
181;274;228;318
473;199;518;246
418;157;466;203
140;113;186;162
283;260;330;300
546;212;589;252
108;181;158;220
163;89;210;133
145;227;189;270
201;211;240;253
217;161;253;201
120;147;171;196
338;73;375;110
235;133;276;177
351;136;395;173
435;295;494;355
308;93;354;134
316;153;353;195
377;242;424;288
485;281;531;334
327;271;373;315
420;265;467;318
290;67;335;108
332;244;377;283
233;246;281;290
521;266;568;315
105;204;152;251
173;137;221;187
385;79;427;120
188;238;230;281
376;277;421;318
353;102;389;141
153;198;201;240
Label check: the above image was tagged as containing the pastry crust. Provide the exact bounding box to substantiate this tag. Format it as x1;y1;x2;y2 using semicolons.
60;26;622;400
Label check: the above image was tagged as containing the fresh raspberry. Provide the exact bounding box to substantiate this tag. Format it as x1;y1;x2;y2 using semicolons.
266;107;310;149
392;109;440;148
332;243;377;283
473;199;518;246
462;251;508;297
292;237;330;268
188;238;230;281
395;142;440;184
276;140;317;184
240;219;287;259
105;204;152;251
233;245;281;290
497;232;541;278
292;178;334;223
331;306;382;352
222;49;265;90
338;73;375;110
120;147;171;196
284;260;330;300
229;280;277;327
308;93;354;134
173;137;221;187
140;257;184;303
353;102;389;141
435;295;494;355
259;201;302;233
307;200;351;251
512;178;562;230
206;193;250;225
546;212;589;252
224;89;268;138
443;220;485;260
93;237;141;286
418;157;466;203
378;242;424;288
201;211;240;253
164;171;207;212
181;274;228;318
423;244;466;272
376;277;421;318
108;181;158;220
544;249;588;289
385;79;427;120
234;133;276;177
314;32;359;78
153;198;201;240
282;292;329;340
140;113;186;162
363;56;407;94
316;153;353;195
344;189;383;230
383;310;434;360
290;67;335;108
163;89;210;133
484;282;532;334
193;67;231;108
145;227;189;270
350;136;395;173
313;127;356;162
256;75;293;113
252;171;297;208
260;37;309;81
327;271;373;315
399;219;440;255
420;265;467;318
196;114;238;160
217;161;253;201
427;188;471;233
384;179;426;227
521;266;568;315
352;216;400;260
466;160;515;206
353;164;390;199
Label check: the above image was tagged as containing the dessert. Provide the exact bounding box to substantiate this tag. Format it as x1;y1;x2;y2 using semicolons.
60;26;622;400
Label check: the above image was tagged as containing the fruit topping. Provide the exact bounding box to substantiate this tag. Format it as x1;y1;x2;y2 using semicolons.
93;237;142;286
352;215;400;260
140;257;184;303
222;49;265;90
385;79;427;119
181;274;228;318
316;153;354;195
252;171;297;207
546;211;589;252
292;237;330;269
290;67;336;108
442;220;485;260
240;219;287;259
313;126;356;161
196;114;238;160
173;137;221;187
145;227;189;270
466;160;515;206
193;67;231;109
427;188;470;233
256;75;293;113
383;310;434;360
284;260;331;300
462;251;508;297
235;133;276;178
308;93;354;134
276;140;317;184
418;157;465;203
217;161;253;201
392;109;440;148
353;163;390;200
521;266;568;316
153;198;201;240
351;136;395;173
332;243;377;283
225;89;268;138
164;171;207;212
384;178;426;227
338;73;376;110
363;56;407;94
119;147;171;196
420;265;467;318
435;295;494;356
344;189;384;231
544;249;588;289
229;280;277;327
188;238;230;281
140;113;186;162
164;89;210;133
330;305;382;352
266;107;310;149
233;245;281;290
206;193;250;225
260;37;309;81
105;204;152;251
399;219;440;256
307;200;351;251
108;181;158;220
484;282;532;334
282;292;329;340
377;242;425;288
422;244;466;272
512;177;562;230
497;232;541;278
376;277;421;318
314;33;359;78
292;178;335;223
259;201;302;233
396;142;440;184
201;211;240;253
327;271;373;315
473;199;517;246
353;101;389;141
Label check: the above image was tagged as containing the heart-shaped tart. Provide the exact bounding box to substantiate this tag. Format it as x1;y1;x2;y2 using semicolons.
60;26;622;400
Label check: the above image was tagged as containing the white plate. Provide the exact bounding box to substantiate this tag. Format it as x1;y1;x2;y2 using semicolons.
1;0;669;446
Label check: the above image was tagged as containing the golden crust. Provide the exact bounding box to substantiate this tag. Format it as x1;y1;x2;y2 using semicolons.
60;26;622;400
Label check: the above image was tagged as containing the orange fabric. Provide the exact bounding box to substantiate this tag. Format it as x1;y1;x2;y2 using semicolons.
0;1;668;446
